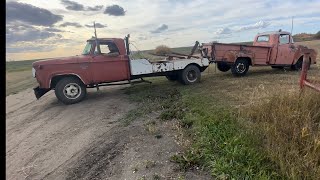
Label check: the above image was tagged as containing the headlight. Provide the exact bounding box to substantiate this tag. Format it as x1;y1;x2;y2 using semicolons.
32;67;36;78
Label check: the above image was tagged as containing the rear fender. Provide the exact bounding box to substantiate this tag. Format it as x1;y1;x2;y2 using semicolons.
223;50;253;64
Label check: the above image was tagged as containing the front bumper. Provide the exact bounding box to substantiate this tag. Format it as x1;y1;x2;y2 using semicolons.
34;86;50;99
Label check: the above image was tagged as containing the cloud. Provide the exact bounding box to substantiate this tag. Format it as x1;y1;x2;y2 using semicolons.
151;24;169;33
138;36;148;40
6;44;56;53
6;2;63;26
6;24;60;45
61;0;84;11
59;22;82;28
236;20;270;31
44;27;64;32
87;5;104;11
212;21;270;38
85;23;107;28
104;5;126;16
213;27;232;35
60;0;103;11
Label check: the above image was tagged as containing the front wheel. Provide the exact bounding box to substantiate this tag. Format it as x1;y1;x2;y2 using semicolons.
291;59;303;70
291;59;310;70
179;65;201;85
231;58;249;77
55;77;87;104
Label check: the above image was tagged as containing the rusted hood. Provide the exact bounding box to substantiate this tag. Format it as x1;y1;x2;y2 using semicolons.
32;55;86;67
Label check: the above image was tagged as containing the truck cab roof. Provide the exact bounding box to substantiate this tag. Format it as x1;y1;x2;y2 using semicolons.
257;30;291;36
87;37;123;42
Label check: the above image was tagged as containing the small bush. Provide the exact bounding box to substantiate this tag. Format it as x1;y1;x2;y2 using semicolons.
154;45;171;56
245;90;320;179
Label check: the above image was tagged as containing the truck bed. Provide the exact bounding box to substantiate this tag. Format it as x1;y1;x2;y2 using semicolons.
130;58;209;75
202;43;271;65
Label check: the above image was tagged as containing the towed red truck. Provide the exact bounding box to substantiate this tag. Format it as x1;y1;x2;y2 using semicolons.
32;35;210;104
201;30;317;76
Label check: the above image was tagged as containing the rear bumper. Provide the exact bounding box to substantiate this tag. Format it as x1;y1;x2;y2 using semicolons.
34;86;50;99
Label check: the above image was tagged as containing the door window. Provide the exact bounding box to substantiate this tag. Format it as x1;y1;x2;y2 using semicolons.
95;41;120;56
279;34;290;44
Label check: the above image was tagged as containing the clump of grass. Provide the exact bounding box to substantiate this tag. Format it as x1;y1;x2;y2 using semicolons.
144;160;156;169
244;90;320;179
145;120;157;134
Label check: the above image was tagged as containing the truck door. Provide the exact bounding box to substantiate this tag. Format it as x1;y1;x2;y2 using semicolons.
275;34;296;65
90;41;129;84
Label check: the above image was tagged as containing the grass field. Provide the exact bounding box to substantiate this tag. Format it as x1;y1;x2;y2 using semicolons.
6;60;38;96
123;65;319;179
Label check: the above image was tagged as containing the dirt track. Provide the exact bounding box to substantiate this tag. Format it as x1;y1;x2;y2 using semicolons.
6;86;210;180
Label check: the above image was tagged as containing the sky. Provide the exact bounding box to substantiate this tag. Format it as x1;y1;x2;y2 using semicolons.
6;0;320;61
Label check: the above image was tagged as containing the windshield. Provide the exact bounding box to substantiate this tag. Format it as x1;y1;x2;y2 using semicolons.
82;42;92;55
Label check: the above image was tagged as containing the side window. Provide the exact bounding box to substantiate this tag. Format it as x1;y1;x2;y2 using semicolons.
100;44;111;54
279;34;290;44
257;35;269;42
95;41;120;56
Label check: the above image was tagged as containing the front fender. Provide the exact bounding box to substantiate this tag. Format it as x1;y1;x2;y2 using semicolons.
48;73;88;88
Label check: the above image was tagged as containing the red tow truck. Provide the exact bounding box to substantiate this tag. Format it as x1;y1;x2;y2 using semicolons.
201;30;317;76
32;35;210;104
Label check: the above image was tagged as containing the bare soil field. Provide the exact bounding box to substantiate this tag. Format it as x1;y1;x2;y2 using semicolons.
6;86;210;180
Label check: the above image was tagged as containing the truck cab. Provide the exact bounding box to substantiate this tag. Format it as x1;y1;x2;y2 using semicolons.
253;30;317;69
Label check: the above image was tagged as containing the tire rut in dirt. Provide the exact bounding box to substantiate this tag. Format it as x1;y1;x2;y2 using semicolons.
66;139;126;179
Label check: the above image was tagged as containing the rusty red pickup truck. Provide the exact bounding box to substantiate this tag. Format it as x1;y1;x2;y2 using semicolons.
201;30;317;76
32;35;210;104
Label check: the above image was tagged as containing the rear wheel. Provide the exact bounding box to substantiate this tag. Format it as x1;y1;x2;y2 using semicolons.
231;58;249;77
179;65;201;85
217;62;231;72
55;77;87;104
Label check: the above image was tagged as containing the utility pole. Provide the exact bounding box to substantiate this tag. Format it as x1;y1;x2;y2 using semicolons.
291;16;294;35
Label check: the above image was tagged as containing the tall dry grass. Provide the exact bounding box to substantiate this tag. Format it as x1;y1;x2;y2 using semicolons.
244;90;320;179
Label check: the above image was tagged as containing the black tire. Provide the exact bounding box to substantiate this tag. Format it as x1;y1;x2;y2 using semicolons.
179;65;201;85
271;66;284;69
166;74;178;81
231;58;249;77
55;77;87;104
291;59;303;70
217;62;231;72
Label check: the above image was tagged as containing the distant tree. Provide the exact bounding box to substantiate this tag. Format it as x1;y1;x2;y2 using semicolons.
315;31;320;39
154;45;171;56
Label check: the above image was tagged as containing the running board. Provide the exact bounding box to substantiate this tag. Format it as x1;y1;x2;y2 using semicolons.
87;78;152;89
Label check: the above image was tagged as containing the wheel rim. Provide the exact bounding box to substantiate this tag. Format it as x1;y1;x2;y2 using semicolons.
63;83;81;99
236;63;246;73
186;70;197;82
